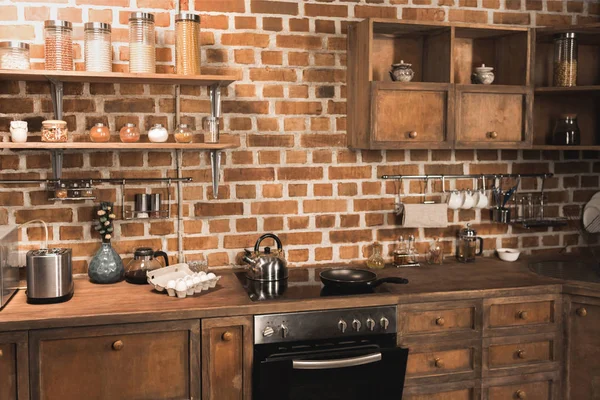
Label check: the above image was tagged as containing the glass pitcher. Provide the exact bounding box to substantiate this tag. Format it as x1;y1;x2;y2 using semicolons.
125;247;169;284
456;224;484;263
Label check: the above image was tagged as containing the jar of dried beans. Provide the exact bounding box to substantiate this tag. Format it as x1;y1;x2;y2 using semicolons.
44;20;73;71
85;22;112;72
42;120;68;142
175;13;201;75
0;42;30;70
129;12;155;73
554;32;578;87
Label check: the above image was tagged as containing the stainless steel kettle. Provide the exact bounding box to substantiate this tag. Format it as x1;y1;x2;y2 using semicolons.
243;233;288;281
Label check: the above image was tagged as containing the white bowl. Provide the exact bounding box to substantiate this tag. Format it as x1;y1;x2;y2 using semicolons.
496;248;521;262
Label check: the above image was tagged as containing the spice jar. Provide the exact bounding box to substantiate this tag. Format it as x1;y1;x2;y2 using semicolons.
129;12;155;73
41;120;68;142
175;13;201;75
553;114;581;146
44;20;73;71
389;60;414;82
119;123;140;143
0;42;30;70
554;32;578;87
85;22;112;72
148;123;168;143
173;123;193;143
89;123;110;143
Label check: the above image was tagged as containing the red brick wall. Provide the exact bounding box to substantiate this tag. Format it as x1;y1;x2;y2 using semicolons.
0;0;598;272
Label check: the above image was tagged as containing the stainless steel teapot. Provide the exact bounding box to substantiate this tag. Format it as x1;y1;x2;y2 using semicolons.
242;233;288;281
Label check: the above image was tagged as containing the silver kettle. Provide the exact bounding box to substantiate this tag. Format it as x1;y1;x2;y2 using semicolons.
243;233;288;281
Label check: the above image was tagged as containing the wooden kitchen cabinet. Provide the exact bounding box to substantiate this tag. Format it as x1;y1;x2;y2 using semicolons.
0;331;28;400
201;316;252;400
29;320;200;400
483;371;561;400
403;379;481;400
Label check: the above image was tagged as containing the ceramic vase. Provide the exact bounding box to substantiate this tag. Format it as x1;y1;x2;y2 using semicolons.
88;241;124;284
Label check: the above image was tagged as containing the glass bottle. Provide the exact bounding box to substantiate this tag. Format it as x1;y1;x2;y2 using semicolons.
119;123;140;143
367;242;385;270
175;12;201;75
173;123;193;143
129;12;155;73
553;114;580;146
89;122;110;143
427;238;443;265
393;236;407;267
553;32;577;87
84;22;112;72
0;41;30;70
44;20;73;71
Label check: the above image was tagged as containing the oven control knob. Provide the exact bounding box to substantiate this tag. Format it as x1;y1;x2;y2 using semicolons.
338;319;348;333
352;319;362;332
380;317;390;331
263;326;274;337
280;324;289;338
366;318;376;331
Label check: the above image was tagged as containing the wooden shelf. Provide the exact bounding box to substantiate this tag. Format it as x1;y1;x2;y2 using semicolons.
535;86;600;94
0;69;236;87
531;145;600;151
0;142;237;150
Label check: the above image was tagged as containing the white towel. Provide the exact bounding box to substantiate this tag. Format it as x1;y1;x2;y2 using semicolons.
402;203;449;228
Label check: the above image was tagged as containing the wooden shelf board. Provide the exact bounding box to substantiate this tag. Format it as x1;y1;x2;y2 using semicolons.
531;145;600;151
0;142;237;150
0;69;236;86
535;86;600;94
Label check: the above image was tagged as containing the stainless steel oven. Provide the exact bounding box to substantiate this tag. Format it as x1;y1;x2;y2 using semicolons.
253;306;408;400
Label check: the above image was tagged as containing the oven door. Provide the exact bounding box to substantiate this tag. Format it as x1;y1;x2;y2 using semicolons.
255;345;409;400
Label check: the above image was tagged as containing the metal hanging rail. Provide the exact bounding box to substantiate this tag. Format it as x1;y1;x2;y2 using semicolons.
0;177;193;185
381;173;553;180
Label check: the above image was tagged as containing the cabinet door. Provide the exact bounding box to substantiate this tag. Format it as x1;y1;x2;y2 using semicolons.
371;82;453;149
567;297;600;400
201;316;252;400
0;331;28;400
30;320;201;400
455;86;532;148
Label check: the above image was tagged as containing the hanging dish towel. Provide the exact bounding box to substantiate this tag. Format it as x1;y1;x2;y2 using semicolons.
401;203;449;228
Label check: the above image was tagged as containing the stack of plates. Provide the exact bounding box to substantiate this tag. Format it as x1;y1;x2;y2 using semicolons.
583;192;600;233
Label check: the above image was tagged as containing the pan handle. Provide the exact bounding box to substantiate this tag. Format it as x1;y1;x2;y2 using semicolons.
368;277;409;288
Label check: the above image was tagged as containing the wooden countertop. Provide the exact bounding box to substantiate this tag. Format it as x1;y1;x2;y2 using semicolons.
0;257;571;331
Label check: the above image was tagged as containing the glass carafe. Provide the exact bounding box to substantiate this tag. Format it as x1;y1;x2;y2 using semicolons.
456;224;484;263
125;247;169;284
366;242;385;269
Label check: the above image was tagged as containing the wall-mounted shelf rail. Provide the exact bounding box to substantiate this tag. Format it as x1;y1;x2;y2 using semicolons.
381;173;554;180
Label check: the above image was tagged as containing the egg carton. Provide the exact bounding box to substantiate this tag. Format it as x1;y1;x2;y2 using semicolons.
146;263;221;299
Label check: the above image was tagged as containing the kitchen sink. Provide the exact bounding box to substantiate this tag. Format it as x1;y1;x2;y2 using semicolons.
529;260;600;283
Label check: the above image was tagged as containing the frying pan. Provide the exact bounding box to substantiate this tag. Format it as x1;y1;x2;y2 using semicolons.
320;268;408;292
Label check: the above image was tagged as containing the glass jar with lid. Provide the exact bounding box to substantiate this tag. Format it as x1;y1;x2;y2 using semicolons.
129;12;155;73
119;123;140;143
175;12;201;75
85;22;112;72
42;120;68;142
148;123;168;143
89;123;110;143
0;41;30;70
553;114;581;145
456;224;484;263
44;20;73;71
173;123;193;143
554;32;578;87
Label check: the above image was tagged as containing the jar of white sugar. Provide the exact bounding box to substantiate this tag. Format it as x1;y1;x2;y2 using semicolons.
84;22;112;73
0;42;30;70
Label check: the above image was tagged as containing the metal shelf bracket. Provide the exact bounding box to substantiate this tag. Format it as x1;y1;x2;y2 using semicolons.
209;84;222;199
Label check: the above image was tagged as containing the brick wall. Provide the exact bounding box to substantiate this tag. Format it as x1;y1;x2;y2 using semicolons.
0;0;599;273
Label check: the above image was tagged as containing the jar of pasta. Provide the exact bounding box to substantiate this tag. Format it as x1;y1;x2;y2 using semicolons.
42;120;68;142
44;20;73;71
175;13;201;75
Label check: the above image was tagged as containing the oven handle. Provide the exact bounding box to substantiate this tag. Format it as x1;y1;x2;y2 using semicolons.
292;352;382;370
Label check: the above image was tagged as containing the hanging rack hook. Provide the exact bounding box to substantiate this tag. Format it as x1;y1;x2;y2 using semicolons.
441;176;446;193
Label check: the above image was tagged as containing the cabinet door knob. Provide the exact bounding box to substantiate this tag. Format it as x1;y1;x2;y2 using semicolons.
577;307;588;317
435;317;445;326
222;331;233;342
518;310;528;320
488;131;498;139
434;358;444;368
408;131;418;139
516;389;527;399
0;349;3;358
517;349;526;359
112;340;124;351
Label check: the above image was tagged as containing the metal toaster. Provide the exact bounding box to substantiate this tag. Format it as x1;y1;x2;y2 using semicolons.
26;248;74;304
0;228;20;310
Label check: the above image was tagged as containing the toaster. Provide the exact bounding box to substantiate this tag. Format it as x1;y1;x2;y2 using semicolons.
26;248;74;304
0;228;19;310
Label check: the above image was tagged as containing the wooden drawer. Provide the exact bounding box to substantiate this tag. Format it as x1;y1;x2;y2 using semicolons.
489;340;551;368
405;340;480;384
399;301;480;340
484;295;560;335
0;331;28;400
404;380;481;400
483;371;560;400
30;320;200;400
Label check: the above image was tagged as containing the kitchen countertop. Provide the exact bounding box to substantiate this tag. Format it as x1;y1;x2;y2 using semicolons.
0;256;588;332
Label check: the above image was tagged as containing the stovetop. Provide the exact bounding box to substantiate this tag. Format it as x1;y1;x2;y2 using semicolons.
235;270;392;302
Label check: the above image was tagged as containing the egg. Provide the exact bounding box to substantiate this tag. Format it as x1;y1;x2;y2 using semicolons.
193;276;202;293
207;272;216;280
175;280;188;298
199;271;207;276
166;280;176;289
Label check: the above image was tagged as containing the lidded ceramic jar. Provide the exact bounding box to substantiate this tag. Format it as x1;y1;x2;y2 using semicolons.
472;64;495;85
89;122;110;143
148;123;168;143
389;60;414;82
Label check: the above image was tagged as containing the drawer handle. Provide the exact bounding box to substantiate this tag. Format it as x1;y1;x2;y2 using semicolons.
517;310;528;320
577;307;588;317
408;131;418;139
222;331;233;342
516;389;527;399
434;358;444;368
516;349;526;359
0;349;3;358
435;317;445;326
488;131;498;139
112;340;124;351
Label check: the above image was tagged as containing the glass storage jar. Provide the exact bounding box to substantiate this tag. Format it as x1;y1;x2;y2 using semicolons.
175;12;201;75
44;20;73;71
173;123;193;143
42;120;68;142
85;22;112;72
148;123;168;143
0;41;30;70
554;32;578;87
129;12;155;73
553;114;581;145
119;123;140;143
89;123;110;143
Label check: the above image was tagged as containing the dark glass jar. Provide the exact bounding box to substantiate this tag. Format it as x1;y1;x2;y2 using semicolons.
553;114;580;145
